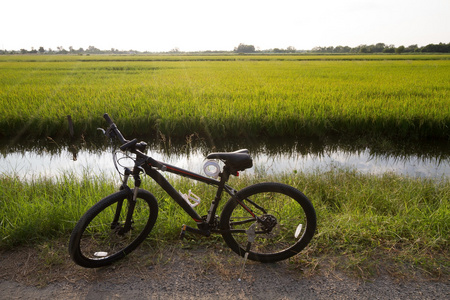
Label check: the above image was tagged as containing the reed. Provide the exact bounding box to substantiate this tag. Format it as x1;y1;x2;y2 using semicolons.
0;55;448;141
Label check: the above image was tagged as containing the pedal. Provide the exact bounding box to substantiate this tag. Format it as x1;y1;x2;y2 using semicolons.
179;224;210;238
179;224;187;240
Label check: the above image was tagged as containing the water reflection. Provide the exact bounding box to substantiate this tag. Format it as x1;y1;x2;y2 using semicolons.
0;137;448;179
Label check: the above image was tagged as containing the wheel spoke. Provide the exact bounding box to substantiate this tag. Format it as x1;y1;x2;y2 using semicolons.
221;182;316;262
69;189;158;268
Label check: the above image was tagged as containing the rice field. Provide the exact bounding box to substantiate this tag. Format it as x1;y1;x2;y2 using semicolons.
0;54;449;141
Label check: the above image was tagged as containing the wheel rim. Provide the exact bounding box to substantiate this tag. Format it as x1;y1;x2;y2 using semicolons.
78;197;151;261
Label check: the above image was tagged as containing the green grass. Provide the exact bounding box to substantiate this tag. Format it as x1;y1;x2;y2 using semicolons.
1;169;448;275
0;54;449;141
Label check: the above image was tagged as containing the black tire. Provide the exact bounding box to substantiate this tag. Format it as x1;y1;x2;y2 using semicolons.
69;189;158;268
220;182;316;263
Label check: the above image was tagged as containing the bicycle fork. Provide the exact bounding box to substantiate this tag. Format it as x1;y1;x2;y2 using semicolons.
112;168;140;235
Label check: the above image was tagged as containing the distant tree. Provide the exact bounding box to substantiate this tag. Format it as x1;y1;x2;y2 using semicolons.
56;46;68;54
20;49;28;54
38;46;45;54
359;45;368;53
372;43;386;53
286;46;296;53
334;46;351;53
383;45;395;53
395;45;405;54
421;42;450;53
235;43;255;53
403;44;417;52
87;45;100;53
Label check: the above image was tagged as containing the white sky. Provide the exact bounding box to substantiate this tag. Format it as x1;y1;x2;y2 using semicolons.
1;0;449;52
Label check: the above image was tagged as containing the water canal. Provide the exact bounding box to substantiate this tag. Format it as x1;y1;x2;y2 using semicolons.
1;137;448;180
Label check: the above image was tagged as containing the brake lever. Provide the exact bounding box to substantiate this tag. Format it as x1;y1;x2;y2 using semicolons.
104;125;119;140
97;128;106;135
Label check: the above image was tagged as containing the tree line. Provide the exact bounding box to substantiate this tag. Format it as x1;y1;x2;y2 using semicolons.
310;42;450;54
233;42;450;54
1;42;449;55
234;42;450;54
0;46;140;55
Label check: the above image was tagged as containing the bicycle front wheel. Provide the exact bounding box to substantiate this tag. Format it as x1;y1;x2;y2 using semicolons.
220;182;316;263
69;188;158;268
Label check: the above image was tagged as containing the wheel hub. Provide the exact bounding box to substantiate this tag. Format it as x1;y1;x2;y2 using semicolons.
258;214;278;233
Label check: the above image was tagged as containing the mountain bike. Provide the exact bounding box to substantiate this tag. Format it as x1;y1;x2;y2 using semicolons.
69;114;316;268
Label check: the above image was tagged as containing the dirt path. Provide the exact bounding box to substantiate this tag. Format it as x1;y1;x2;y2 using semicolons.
1;271;448;299
1;245;448;299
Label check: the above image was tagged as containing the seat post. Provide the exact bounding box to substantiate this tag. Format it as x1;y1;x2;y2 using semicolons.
220;165;231;183
206;166;231;225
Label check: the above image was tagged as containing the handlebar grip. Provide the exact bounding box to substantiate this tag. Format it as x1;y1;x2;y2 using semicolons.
103;113;114;125
120;138;138;151
103;113;126;144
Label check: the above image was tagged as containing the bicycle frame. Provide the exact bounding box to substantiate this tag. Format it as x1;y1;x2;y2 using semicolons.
144;162;221;224
123;153;257;236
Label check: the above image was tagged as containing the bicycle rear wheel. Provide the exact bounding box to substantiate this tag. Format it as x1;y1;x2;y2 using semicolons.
220;182;316;263
69;188;158;268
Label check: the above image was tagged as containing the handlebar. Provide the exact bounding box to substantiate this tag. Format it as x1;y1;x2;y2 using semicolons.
103;113;166;171
119;138;138;151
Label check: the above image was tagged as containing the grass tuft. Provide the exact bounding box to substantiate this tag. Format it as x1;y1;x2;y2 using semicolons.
1;169;448;275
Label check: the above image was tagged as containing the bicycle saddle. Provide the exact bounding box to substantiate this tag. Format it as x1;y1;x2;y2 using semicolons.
206;149;253;172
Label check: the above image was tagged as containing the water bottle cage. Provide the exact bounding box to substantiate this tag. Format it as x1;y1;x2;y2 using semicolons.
180;190;201;207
